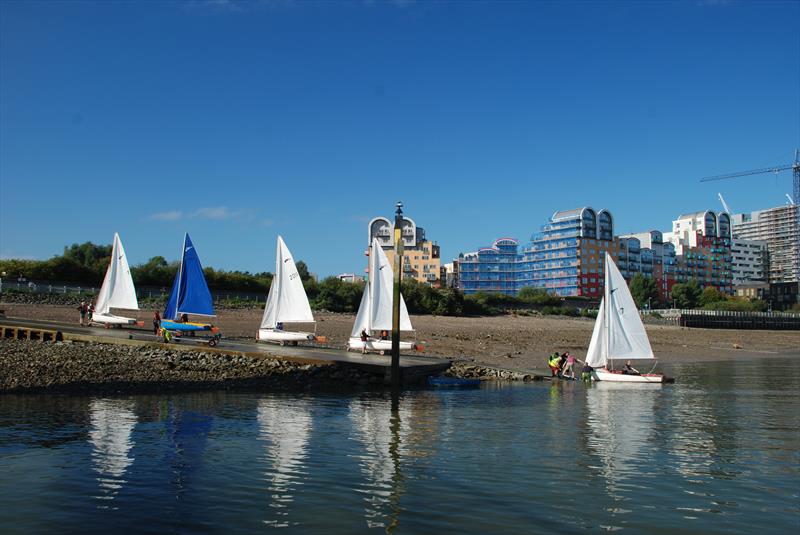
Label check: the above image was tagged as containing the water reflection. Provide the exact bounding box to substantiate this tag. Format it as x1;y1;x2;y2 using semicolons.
585;383;660;501
349;396;409;531
88;398;137;503
257;397;312;528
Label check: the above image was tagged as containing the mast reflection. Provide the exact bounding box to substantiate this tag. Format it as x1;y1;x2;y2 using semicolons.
350;395;409;531
257;396;312;528
585;382;660;500
88;398;137;504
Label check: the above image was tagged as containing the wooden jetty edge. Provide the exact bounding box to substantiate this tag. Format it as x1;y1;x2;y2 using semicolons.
0;316;451;384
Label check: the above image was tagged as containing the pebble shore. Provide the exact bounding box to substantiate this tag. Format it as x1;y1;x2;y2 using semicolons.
0;339;538;395
0;339;394;394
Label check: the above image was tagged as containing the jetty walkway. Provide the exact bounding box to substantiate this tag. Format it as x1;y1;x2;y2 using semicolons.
0;316;451;381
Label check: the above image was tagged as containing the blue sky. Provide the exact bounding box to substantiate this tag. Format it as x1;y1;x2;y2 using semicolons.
1;0;798;277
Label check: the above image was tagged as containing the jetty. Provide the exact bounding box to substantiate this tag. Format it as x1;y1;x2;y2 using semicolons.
0;316;451;384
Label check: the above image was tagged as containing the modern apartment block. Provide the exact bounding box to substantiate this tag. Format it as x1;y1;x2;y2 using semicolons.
458;208;618;297
731;205;799;283
730;239;768;285
368;215;442;286
457;206;734;300
661;210;733;294
458;238;519;295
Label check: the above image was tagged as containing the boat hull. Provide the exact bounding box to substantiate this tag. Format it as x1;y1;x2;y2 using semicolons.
91;313;138;326
160;320;215;332
257;329;314;344
347;337;415;354
591;369;665;383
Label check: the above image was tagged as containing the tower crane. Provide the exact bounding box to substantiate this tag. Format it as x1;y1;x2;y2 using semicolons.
700;149;799;206
717;193;732;214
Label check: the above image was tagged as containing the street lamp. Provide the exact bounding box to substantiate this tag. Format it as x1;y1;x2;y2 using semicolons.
390;202;404;390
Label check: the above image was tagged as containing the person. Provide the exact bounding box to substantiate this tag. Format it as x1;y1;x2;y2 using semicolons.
153;310;161;335
548;352;561;377
360;329;370;354
380;330;389;341
622;360;640;375
180;313;189;323
561;352;577;380
87;302;94;324
77;300;87;326
276;322;284;331
581;363;593;382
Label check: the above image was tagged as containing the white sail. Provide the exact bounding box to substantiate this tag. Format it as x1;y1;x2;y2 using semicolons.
350;281;372;338
95;233;139;315
587;253;654;369
605;253;654;362
370;239;413;332
585;297;607;368
350;239;413;337
260;236;314;329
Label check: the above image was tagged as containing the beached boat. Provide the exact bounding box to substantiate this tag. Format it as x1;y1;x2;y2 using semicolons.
160;234;220;345
347;239;417;354
585;253;666;383
91;233;141;327
257;236;316;345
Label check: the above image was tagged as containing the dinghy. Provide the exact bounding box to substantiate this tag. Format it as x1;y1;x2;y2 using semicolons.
257;236;316;345
585;253;666;383
160;233;220;345
347;239;418;354
91;233;141;327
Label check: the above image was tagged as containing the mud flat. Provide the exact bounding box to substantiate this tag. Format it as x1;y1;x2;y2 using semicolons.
3;304;799;375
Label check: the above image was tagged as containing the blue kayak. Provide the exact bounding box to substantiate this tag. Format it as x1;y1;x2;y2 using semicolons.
427;376;481;387
160;320;215;332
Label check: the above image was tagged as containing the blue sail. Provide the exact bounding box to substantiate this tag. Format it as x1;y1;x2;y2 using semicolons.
163;234;215;320
163;269;181;320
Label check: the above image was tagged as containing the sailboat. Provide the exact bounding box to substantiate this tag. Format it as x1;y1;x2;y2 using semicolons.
585;252;666;383
91;233;141;327
160;233;220;344
257;236;317;345
347;239;417;354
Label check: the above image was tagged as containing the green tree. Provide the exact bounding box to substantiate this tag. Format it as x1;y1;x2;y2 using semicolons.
312;277;364;312
517;287;560;306
671;279;702;309
699;286;727;308
629;274;659;309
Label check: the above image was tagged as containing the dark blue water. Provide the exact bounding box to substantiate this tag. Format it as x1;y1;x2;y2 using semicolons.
1;358;798;534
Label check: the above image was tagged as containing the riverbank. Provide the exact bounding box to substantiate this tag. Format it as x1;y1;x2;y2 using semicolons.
0;339;390;394
4;303;799;369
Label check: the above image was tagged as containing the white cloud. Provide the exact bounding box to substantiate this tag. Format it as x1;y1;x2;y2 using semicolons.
191;206;243;220
149;210;184;221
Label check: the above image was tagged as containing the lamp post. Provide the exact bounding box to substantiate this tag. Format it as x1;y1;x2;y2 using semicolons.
390;201;404;390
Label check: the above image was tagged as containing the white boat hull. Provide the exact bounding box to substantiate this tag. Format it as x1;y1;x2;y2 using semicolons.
257;328;314;344
591;368;665;383
347;337;415;354
91;313;138;326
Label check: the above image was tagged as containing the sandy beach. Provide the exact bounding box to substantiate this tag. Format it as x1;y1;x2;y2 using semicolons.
3;303;798;372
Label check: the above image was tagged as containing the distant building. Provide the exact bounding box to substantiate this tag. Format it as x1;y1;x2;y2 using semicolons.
518;207;616;297
442;261;460;289
368;214;442;286
661;210;733;295
731;205;799;283
337;273;364;283
458;238;519;295
730;239;768;286
458;207;618;297
457;206;737;301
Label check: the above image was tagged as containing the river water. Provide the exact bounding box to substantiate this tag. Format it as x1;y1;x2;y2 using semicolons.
1;358;798;534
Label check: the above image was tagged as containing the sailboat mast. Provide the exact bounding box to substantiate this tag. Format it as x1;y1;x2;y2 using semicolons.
604;252;612;371
174;233;186;320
